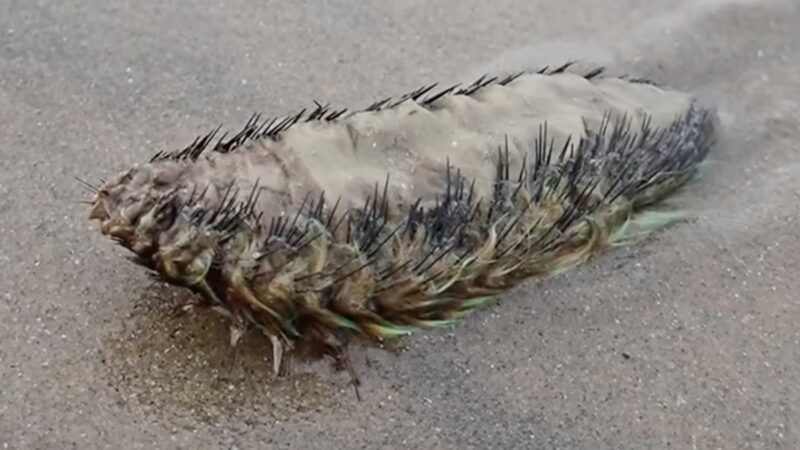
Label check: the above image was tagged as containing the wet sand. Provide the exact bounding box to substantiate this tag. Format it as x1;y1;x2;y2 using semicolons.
1;0;798;448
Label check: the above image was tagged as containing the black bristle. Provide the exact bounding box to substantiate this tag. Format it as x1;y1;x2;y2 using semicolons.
74;176;100;193
584;67;606;80
499;70;526;86
326;108;348;121
549;61;576;74
423;84;460;106
365;97;392;112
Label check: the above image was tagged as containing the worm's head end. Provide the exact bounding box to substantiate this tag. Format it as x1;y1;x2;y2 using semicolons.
88;162;186;253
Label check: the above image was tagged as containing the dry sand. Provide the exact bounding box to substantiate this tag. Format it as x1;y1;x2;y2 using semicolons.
1;0;798;448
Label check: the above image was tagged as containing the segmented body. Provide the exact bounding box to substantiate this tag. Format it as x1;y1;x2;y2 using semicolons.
88;64;716;380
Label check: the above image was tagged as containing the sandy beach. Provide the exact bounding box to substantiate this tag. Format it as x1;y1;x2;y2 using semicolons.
1;0;798;448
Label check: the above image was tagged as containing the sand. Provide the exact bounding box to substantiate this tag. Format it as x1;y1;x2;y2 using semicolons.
1;0;798;448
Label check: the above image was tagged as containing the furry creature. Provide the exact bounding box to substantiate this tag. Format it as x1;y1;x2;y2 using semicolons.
85;63;716;393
